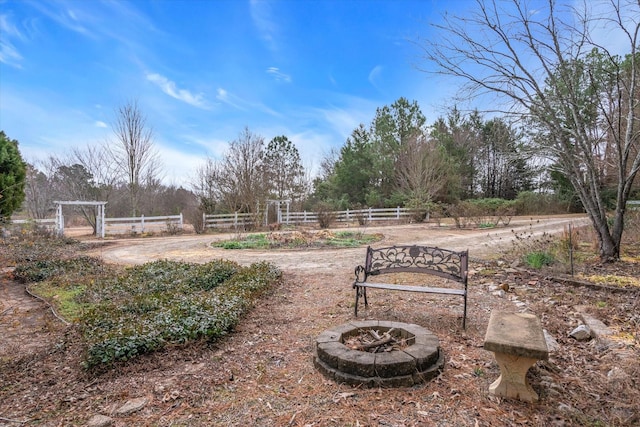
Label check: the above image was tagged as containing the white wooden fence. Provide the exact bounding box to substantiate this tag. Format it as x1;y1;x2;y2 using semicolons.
9;215;184;236
628;200;640;210
203;212;257;230
203;207;422;229
105;214;183;235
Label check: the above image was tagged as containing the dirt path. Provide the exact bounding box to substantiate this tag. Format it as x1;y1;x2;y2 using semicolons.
90;216;589;271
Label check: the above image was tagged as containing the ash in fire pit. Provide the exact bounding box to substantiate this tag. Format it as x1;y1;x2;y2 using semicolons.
314;320;444;387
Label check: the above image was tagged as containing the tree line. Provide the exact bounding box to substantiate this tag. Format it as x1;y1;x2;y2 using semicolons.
1;0;638;261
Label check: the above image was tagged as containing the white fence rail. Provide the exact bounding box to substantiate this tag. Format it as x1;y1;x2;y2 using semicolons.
628;200;640;210
204;207;422;229
105;214;183;235
8;215;184;236
203;212;257;230
11;218;56;225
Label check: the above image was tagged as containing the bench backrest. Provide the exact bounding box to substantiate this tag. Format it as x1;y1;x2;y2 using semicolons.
364;245;468;284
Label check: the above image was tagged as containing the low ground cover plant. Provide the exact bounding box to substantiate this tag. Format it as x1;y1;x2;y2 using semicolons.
80;259;281;368
6;237;282;369
212;230;382;249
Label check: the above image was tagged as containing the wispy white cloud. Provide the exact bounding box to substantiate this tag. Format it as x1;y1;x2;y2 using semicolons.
0;14;24;67
266;67;291;83
95;121;108;128
154;142;210;187
314;102;377;140
147;73;207;109
26;0;160;54
27;2;92;37
216;87;245;111
250;0;279;52
368;65;383;89
216;87;281;117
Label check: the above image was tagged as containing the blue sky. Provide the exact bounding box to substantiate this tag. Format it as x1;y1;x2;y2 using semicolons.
0;0;634;187
1;0;469;186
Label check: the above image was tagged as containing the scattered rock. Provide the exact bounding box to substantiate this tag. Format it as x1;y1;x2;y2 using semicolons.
579;312;614;340
569;325;591;341
607;367;630;391
86;414;113;427
115;397;149;416
543;329;560;352
492;290;505;298
558;403;575;413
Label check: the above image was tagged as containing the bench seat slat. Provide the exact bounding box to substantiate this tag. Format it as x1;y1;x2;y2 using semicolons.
356;282;466;295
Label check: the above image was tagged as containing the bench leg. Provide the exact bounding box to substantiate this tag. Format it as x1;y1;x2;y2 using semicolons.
354;286;368;317
462;293;467;329
489;352;540;402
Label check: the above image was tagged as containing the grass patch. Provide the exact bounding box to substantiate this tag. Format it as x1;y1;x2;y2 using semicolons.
524;251;555;269
577;274;640;288
29;282;87;321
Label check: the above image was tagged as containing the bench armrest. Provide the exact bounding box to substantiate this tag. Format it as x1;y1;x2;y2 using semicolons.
353;265;366;285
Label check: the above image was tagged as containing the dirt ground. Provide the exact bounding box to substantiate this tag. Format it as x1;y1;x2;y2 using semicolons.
1;216;639;426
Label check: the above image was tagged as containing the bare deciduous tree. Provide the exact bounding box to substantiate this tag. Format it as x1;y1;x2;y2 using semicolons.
110;100;162;216
395;133;449;211
23;162;54;219
194;127;266;221
420;0;640;260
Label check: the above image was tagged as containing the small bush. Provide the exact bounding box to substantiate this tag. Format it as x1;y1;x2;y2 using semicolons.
514;191;571;215
315;202;337;229
524;251;555;269
13;256;103;283
447;199;517;228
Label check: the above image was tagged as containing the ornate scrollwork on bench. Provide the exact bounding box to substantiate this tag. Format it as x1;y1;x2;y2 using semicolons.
367;245;466;280
353;245;469;328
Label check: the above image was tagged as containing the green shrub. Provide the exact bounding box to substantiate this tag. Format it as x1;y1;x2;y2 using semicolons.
13;256;103;283
524;251;555;269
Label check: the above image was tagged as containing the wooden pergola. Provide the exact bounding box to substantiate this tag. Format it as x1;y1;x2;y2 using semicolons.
54;201;107;238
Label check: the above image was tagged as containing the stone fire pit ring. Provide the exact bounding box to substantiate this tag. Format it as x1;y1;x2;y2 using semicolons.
313;320;444;387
